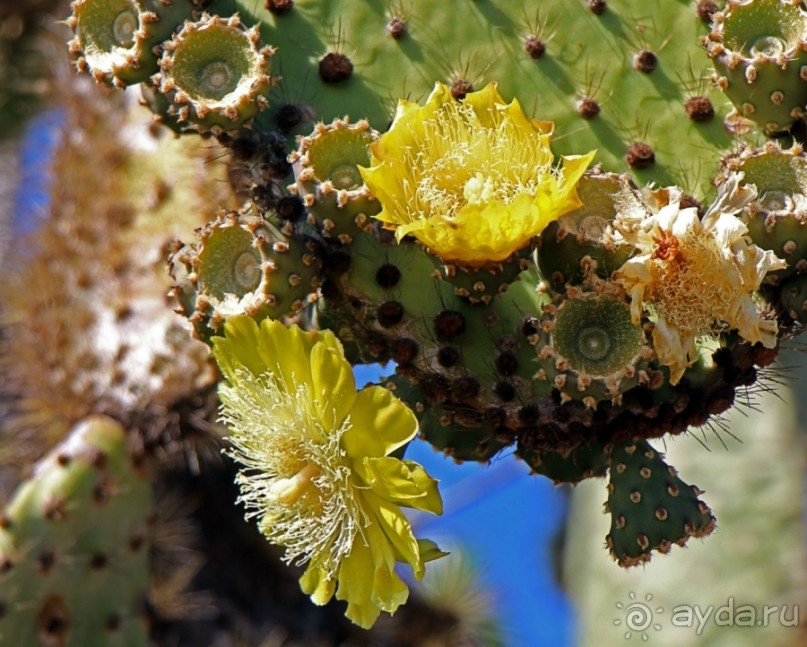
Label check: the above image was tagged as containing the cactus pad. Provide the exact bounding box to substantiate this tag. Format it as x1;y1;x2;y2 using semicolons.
0;417;152;646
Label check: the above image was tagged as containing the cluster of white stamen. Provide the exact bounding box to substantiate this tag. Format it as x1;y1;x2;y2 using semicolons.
648;232;737;340
220;368;365;579
400;103;552;222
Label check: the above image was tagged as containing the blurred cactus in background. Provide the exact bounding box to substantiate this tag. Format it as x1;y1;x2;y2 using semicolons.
1;0;806;644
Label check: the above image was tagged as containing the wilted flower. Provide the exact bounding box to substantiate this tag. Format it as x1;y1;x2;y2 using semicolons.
614;175;785;384
360;82;594;265
212;316;445;628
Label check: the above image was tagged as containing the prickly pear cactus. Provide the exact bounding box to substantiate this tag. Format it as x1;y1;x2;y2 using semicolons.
13;0;805;633
0;416;152;646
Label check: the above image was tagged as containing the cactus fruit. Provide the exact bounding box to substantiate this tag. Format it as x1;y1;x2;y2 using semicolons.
169;208;321;339
706;0;807;134
536;169;639;290
154;13;276;133
0;416;152;646
718;142;807;282
534;282;654;409
290;118;381;242
67;0;193;87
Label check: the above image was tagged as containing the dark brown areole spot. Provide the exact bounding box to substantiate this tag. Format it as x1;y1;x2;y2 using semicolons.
38;549;56;574
366;334;389;358
391;338;418;365
387;16;407;40
377;301;404;327
319;52;353;84
495;352;518;376
450;78;473;101
577;96;600;120
433;310;465;340
625;142;655;169
588;0;606;15
324;249;352;274
633;50;657;74
518;405;539;425
524;35;546;60
37;595;70;647
422;375;450;404
277;195;305;221
685;96;714;122
679;194;703;214
375;263;402;288
266;0;294;15
437;346;460;367
451;377;481;402
275;103;306;131
494;380;516;402
696;0;718;23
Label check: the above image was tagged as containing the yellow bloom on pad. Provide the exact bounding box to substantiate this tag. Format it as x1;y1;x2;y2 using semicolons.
614;175;785;385
212;316;445;628
360;82;595;266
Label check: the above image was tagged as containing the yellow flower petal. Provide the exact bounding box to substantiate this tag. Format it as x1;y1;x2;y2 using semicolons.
360;82;595;265
309;341;357;430
342;385;418;458
299;561;336;606
362;490;423;576
417;538;450;563
355;456;443;514
212;314;269;379
213;320;443;629
335;521;410;628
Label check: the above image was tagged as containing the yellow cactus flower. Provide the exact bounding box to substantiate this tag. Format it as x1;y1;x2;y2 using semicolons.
614;175;785;384
360;82;595;266
211;316;445;628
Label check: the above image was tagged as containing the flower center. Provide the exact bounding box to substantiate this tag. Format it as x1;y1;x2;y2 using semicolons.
577;326;611;361
750;36;785;58
200;61;236;97
112;10;138;48
270;462;320;505
406;101;549;221
649;232;734;338
233;250;262;291
463;172;496;205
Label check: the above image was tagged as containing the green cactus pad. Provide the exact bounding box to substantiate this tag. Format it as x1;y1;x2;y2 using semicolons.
186;0;741;195
605;440;716;567
156;12;276;133
517;441;609;484
67;0;191;87
433;251;533;306
0;416;151;646
706;0;807;133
